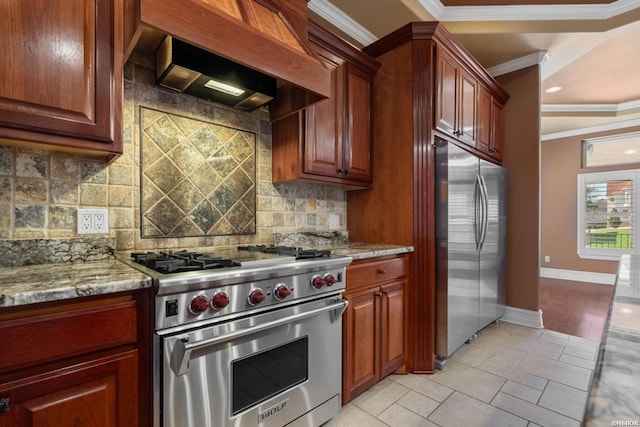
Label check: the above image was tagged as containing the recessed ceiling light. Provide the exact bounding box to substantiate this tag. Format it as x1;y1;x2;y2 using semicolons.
625;149;638;155
545;86;563;94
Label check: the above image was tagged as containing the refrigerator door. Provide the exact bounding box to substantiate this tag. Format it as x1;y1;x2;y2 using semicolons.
478;160;506;329
435;140;480;358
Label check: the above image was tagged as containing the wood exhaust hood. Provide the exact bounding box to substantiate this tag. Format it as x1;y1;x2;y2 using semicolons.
124;0;330;119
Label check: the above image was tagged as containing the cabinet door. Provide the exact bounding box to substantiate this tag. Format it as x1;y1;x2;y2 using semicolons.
0;351;137;427
476;85;492;155
342;286;379;403
435;48;459;136
0;0;121;154
490;99;504;161
458;69;477;147
343;63;372;182
304;49;343;178
380;280;406;377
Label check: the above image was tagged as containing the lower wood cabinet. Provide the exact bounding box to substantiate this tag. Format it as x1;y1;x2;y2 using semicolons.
0;351;137;427
342;254;409;403
0;290;151;427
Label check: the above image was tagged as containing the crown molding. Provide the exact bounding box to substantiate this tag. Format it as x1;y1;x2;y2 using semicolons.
487;51;549;77
542;99;640;114
541;118;640;141
420;0;640;21
308;0;378;46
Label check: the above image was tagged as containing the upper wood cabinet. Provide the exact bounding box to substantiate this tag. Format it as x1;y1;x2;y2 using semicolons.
0;0;123;158
271;22;380;189
435;45;505;162
491;98;504;161
435;47;478;147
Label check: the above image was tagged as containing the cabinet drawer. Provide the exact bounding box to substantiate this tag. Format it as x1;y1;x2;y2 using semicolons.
346;256;408;290
0;298;137;373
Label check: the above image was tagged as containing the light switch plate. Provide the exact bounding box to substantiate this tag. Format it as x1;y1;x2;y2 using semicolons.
77;208;109;234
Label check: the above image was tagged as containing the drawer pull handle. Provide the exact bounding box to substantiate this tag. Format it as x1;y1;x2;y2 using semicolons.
377;269;386;275
0;397;10;414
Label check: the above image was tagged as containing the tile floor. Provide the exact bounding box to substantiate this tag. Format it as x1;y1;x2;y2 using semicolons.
325;322;599;427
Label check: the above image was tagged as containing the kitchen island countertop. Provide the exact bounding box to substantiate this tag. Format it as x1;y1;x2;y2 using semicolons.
0;258;152;308
584;254;640;425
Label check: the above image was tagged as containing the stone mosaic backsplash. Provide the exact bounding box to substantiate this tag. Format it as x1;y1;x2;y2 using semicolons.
140;107;256;237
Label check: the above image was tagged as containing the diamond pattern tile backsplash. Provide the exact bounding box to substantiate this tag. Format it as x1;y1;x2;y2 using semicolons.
140;107;256;237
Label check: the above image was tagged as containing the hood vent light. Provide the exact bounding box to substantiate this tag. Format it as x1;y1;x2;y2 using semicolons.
156;36;277;111
204;79;245;97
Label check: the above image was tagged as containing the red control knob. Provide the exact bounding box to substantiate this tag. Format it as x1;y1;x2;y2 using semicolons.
248;288;266;306
323;273;337;286
211;292;230;310
311;275;327;289
189;295;209;315
274;284;291;300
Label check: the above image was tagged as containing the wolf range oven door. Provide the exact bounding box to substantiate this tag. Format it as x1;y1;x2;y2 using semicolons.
160;296;347;427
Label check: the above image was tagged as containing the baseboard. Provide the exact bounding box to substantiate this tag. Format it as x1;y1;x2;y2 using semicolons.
539;267;616;285
500;306;544;329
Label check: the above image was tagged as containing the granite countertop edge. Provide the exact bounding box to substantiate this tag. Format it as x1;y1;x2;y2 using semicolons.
0;258;152;309
329;242;414;260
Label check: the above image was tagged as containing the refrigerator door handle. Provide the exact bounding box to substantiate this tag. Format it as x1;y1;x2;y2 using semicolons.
479;174;489;251
474;174;482;251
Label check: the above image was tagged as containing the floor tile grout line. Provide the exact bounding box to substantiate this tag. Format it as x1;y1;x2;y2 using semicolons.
331;323;599;427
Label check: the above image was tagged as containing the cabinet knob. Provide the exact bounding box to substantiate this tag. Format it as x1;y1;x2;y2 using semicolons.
377;269;386;275
0;397;10;414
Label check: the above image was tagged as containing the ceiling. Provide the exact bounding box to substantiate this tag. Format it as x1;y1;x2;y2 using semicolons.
307;0;640;139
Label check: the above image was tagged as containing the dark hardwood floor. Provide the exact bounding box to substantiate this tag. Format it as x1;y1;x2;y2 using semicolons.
539;277;613;339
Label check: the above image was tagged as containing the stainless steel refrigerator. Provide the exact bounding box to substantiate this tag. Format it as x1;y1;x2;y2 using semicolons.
434;137;506;368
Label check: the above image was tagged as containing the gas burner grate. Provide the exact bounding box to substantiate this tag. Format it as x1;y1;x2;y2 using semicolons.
131;251;237;274
237;245;331;260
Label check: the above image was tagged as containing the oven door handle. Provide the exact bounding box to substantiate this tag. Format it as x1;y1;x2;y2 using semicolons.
171;299;349;376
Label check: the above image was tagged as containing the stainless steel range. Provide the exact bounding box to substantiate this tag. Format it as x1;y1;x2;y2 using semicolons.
123;246;352;427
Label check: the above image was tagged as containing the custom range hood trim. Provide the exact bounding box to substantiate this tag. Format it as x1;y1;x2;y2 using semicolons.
137;0;331;106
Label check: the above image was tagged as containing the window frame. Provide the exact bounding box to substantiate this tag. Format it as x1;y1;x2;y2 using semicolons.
577;169;639;260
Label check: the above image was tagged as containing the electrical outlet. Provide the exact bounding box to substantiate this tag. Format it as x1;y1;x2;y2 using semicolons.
94;213;107;231
329;214;340;229
79;213;93;231
77;209;109;234
544;255;551;263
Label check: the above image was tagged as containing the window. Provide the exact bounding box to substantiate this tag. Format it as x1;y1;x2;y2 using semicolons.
583;132;640;168
577;170;639;260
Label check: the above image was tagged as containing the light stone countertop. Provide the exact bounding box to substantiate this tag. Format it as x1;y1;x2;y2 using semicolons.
329;242;414;260
0;258;152;308
0;243;411;309
584;255;640;425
